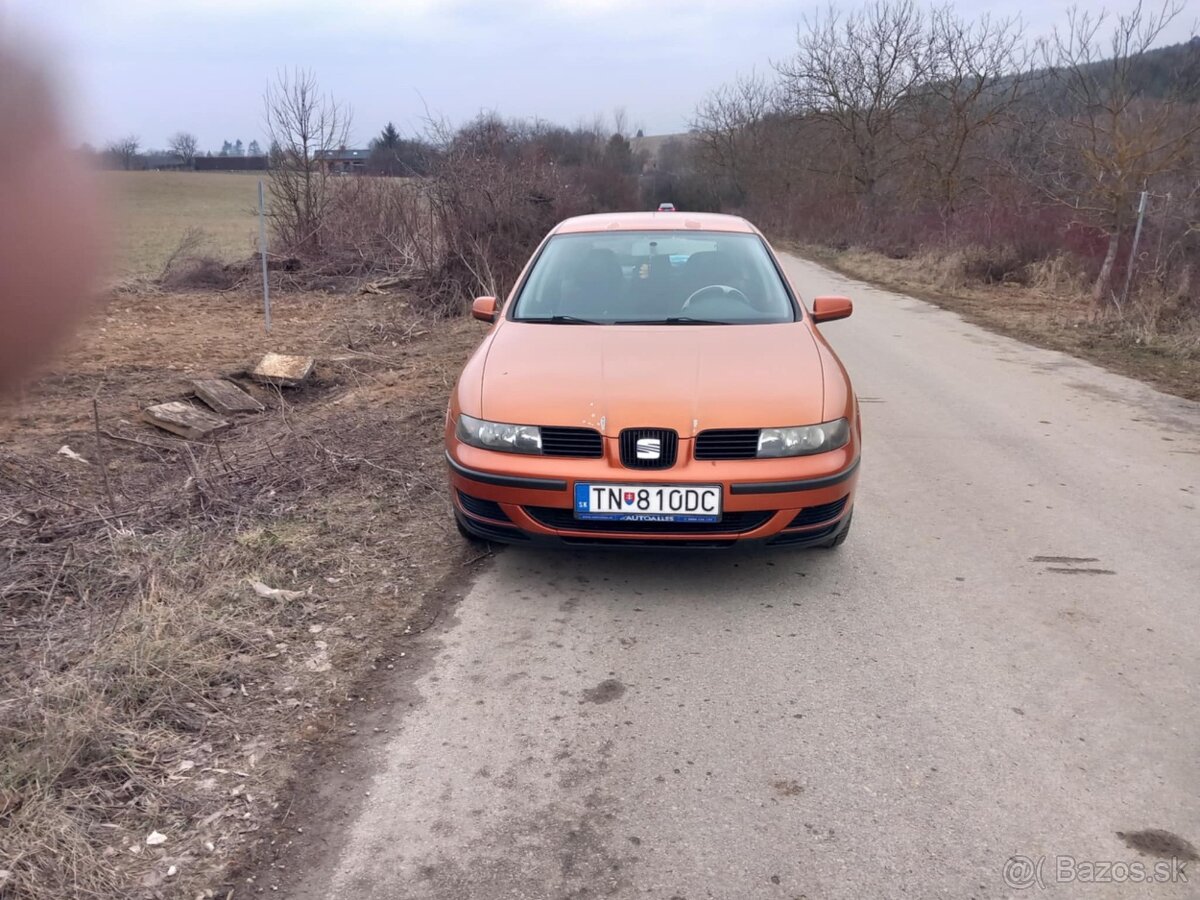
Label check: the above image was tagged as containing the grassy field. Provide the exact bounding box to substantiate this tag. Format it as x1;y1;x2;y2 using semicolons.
101;171;263;277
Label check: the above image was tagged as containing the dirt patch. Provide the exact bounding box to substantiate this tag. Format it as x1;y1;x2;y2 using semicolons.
0;285;486;899
1117;829;1199;861
771;779;804;797
790;244;1200;402
580;679;626;704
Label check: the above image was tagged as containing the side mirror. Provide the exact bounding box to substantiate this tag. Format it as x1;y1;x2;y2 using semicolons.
811;296;853;323
472;296;499;323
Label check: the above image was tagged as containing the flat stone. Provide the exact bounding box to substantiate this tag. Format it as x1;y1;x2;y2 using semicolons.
250;353;315;387
192;378;264;415
141;401;230;440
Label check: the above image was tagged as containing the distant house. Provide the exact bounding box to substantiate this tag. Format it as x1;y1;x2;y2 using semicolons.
315;147;371;174
195;156;269;172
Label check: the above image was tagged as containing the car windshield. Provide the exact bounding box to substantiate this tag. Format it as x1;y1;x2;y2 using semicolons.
510;231;797;324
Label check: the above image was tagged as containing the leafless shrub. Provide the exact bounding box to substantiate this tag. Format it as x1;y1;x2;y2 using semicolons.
318;177;440;280
158;229;245;291
158;226;211;280
423;114;592;305
263;68;351;256
160;257;245;291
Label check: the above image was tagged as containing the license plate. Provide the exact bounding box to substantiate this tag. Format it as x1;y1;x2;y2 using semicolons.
574;483;722;522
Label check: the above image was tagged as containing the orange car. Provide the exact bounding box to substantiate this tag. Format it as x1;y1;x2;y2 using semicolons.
445;211;860;548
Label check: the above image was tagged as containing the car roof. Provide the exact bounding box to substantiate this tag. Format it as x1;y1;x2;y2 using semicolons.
553;211;757;235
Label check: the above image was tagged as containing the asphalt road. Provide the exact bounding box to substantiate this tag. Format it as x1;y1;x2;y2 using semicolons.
290;254;1200;899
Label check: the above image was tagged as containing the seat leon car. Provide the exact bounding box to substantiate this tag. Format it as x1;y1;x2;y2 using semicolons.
445;212;860;549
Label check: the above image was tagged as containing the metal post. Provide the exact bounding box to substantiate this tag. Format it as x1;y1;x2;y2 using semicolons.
1120;189;1149;309
258;179;271;334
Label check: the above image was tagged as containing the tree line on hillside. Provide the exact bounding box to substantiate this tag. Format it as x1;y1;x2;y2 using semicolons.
689;0;1200;313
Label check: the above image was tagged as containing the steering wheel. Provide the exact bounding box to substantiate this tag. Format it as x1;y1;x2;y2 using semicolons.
681;284;754;314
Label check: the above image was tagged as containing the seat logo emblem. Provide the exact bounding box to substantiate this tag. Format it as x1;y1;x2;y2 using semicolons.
636;438;661;460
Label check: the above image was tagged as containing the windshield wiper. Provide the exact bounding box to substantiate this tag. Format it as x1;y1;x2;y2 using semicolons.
622;316;732;325
538;315;604;325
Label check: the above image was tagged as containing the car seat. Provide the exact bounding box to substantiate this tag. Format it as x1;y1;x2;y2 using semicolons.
562;248;623;318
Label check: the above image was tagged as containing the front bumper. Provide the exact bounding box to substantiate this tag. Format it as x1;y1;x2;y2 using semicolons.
446;445;859;548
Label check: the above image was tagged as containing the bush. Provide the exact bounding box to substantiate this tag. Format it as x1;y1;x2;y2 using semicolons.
961;245;1030;285
254;113;647;312
160;256;243;291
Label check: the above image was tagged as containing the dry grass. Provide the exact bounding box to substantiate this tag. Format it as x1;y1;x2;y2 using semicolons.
794;243;1200;402
1;286;485;898
101;173;263;278
1;528;286;898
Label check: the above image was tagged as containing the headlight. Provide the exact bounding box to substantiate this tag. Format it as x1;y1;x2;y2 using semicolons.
757;419;850;458
456;413;542;454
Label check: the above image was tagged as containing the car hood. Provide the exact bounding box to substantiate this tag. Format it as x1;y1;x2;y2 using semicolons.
479;322;824;434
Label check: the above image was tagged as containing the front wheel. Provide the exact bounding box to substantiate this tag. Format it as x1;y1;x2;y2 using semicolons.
821;510;852;549
454;512;489;545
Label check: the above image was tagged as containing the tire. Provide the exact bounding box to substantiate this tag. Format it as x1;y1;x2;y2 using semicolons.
821;510;852;548
454;512;488;545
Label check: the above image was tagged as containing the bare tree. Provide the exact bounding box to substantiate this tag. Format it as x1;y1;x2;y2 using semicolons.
612;106;629;139
263;68;351;254
908;10;1029;218
775;0;926;206
107;135;140;170
690;71;776;202
167;131;198;168
1039;0;1199;310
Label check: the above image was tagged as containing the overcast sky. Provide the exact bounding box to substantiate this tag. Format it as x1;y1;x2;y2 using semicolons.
5;0;1195;152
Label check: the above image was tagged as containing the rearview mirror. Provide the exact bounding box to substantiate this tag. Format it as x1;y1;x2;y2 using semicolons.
472;296;499;323
811;296;853;323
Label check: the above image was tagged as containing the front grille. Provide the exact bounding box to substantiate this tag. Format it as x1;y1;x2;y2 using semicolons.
525;507;772;535
695;429;760;460
541;426;603;458
457;491;511;522
619;428;678;469
786;495;848;528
